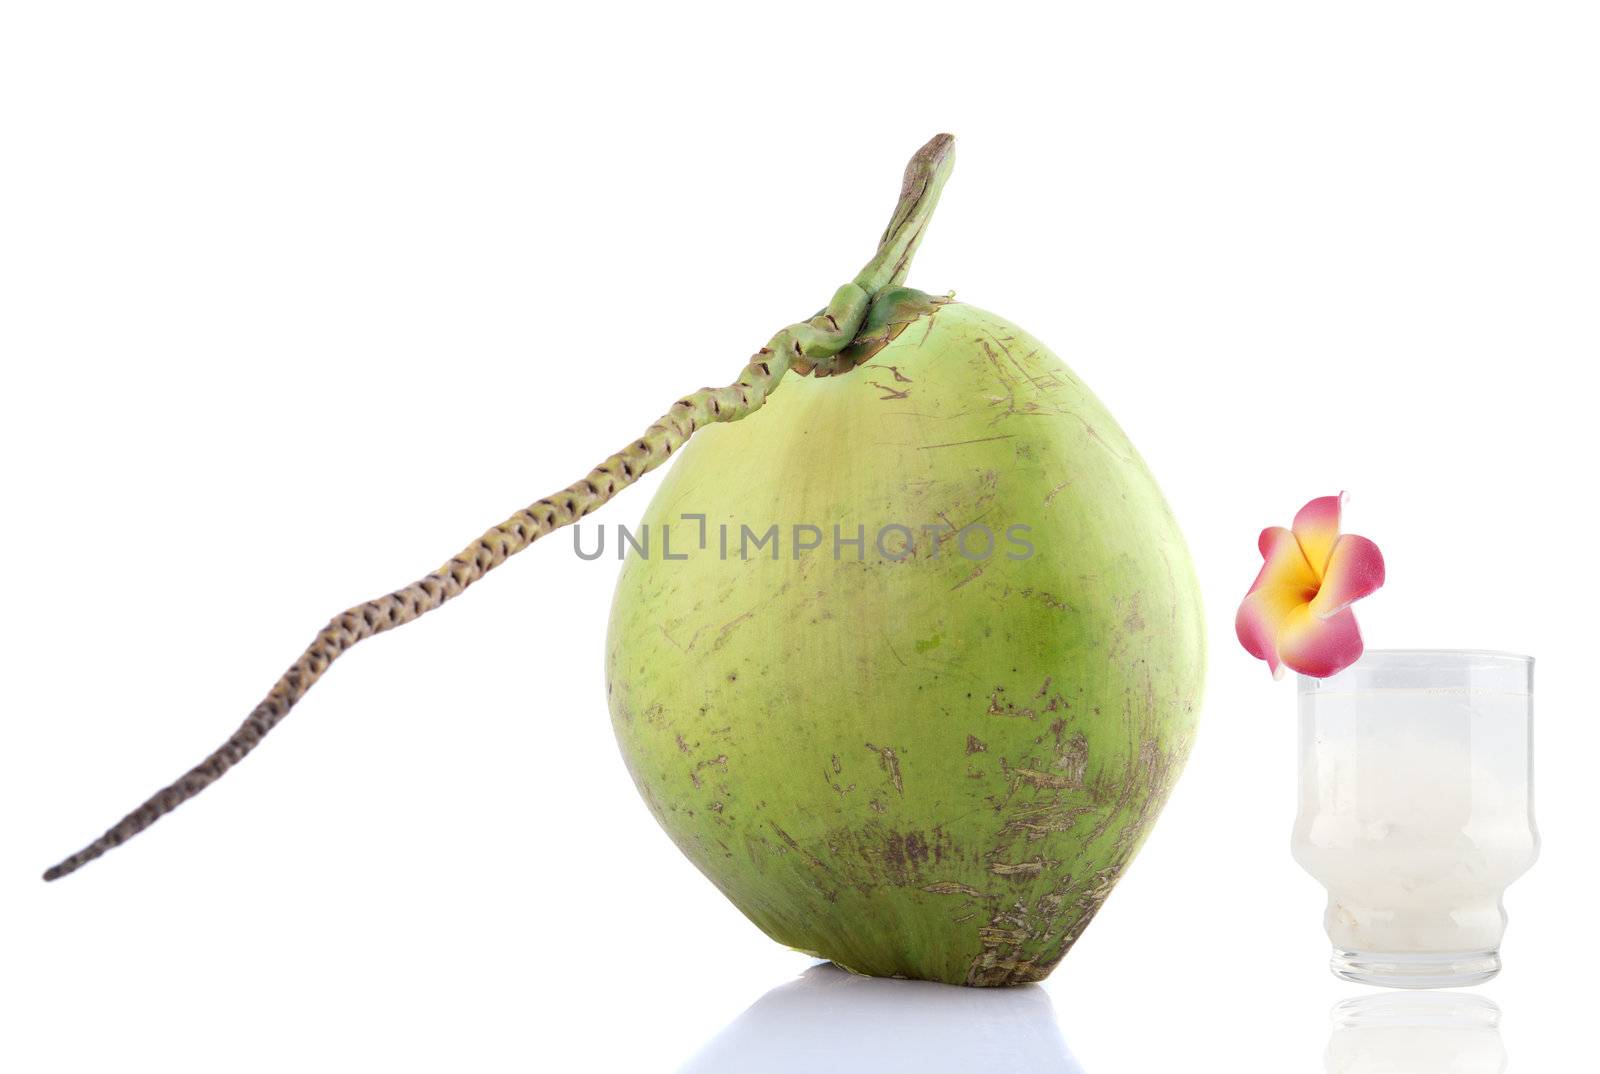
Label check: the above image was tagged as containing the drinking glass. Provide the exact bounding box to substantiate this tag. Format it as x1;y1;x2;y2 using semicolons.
1293;650;1538;988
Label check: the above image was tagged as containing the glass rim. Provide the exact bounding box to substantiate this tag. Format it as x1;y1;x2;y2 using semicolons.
1299;649;1534;696
1357;648;1533;665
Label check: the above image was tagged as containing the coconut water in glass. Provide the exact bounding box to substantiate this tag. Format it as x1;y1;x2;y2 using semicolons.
1293;651;1538;988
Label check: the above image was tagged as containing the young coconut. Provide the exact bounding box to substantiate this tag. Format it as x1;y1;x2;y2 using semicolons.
45;136;1206;989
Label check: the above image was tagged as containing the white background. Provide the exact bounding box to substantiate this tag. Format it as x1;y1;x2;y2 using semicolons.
3;3;1596;1071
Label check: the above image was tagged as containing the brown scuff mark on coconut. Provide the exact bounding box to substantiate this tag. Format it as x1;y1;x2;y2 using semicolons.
864;743;904;796
922;881;994;899
985;685;1036;720
882;830;934;886
988;857;1057;878
1123;592;1147;634
688;754;727;790
1000;803;1093;842
824;763;856;797
1007;767;1076;791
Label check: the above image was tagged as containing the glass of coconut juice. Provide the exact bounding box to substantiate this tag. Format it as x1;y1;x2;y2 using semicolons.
1293;650;1537;988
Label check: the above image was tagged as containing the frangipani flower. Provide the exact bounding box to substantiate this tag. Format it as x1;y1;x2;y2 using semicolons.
1236;492;1385;679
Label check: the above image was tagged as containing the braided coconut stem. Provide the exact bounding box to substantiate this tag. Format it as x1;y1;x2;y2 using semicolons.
44;133;955;881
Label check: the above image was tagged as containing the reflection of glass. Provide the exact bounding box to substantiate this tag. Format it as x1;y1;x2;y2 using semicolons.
1294;651;1538;987
677;963;1083;1074
1327;992;1507;1074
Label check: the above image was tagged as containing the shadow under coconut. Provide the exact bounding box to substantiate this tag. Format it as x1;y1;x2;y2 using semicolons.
677;963;1084;1074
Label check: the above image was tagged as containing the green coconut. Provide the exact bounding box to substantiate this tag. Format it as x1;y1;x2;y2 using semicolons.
607;297;1204;986
43;137;1202;987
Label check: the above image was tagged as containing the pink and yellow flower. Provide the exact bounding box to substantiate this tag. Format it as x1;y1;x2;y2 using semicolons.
1236;492;1385;679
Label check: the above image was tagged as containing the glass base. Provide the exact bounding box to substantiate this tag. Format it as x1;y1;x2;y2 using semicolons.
1330;949;1501;989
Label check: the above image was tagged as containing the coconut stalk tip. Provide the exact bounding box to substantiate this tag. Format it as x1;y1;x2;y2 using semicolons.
858;133;956;295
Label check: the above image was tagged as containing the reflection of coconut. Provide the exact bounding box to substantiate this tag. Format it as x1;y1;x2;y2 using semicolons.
1326;992;1506;1074
679;963;1083;1074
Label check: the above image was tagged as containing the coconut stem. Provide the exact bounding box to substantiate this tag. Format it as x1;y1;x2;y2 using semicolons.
859;132;955;294
42;132;957;882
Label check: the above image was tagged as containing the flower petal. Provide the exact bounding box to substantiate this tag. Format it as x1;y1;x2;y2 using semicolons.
1279;604;1364;678
1309;533;1386;619
1293;492;1346;581
1238;527;1320;679
1236;586;1308;679
1247;526;1318;596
